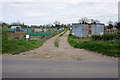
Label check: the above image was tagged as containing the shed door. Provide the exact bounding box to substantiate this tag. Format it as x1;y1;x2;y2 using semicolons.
88;25;91;35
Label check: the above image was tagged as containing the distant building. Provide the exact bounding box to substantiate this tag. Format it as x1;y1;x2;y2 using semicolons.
34;29;42;32
11;26;21;29
58;27;64;30
104;27;118;34
11;26;22;32
72;23;104;37
70;27;72;30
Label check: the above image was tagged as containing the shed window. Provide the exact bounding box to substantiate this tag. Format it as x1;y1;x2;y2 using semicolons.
75;26;77;28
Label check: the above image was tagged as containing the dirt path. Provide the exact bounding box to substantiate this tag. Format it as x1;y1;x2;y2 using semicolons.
3;31;118;61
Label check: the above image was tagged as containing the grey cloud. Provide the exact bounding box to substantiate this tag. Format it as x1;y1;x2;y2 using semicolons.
1;1;118;25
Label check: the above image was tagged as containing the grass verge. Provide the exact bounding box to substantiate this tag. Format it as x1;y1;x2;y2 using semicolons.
68;30;120;57
2;30;64;54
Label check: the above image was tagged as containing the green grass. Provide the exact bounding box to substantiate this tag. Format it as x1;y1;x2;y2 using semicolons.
40;37;45;39
52;30;64;37
54;30;68;47
59;34;64;37
2;38;41;55
69;34;90;39
2;31;41;54
2;30;64;54
68;31;120;57
53;30;65;47
54;40;59;47
59;30;68;37
41;30;64;48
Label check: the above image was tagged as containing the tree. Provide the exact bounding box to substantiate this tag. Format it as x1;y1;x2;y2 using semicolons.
90;19;100;24
95;20;100;23
108;21;113;25
46;24;52;28
1;22;9;28
66;24;71;28
79;18;89;24
90;19;96;24
51;25;55;28
11;22;21;26
54;21;61;28
106;21;113;29
31;25;38;28
61;24;64;27
115;22;120;31
79;19;82;24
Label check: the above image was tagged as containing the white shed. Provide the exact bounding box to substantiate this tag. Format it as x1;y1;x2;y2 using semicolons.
72;23;104;37
11;26;21;29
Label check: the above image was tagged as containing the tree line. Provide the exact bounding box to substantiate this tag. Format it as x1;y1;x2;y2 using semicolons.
0;21;71;29
78;18;120;31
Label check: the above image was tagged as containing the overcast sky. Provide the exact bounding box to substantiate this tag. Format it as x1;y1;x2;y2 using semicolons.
0;0;119;25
